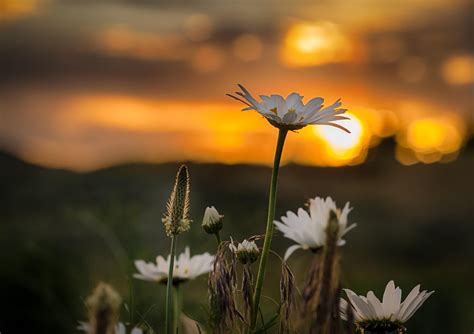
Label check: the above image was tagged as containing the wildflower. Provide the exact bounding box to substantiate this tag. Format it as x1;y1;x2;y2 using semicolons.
85;283;121;334
227;84;350;131
341;280;434;333
134;247;214;285
202;206;224;234
162;165;191;237
78;322;144;334
274;196;356;260
229;239;260;265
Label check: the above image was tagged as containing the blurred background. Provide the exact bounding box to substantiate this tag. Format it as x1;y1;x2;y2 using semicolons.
0;0;473;332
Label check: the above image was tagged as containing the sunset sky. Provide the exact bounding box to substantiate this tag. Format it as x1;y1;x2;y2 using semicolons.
0;0;473;171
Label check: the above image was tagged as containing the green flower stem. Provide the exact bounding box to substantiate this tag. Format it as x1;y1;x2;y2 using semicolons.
173;285;182;333
214;232;222;246
165;236;178;334
250;128;288;331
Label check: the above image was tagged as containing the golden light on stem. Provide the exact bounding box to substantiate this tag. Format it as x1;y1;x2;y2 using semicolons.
280;22;355;67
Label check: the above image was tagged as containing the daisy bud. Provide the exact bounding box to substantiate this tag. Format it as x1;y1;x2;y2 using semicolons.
162;165;191;237
229;239;260;265
202;206;224;234
86;282;121;334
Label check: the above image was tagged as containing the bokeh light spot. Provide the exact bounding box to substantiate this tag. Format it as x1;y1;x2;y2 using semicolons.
281;22;354;67
232;34;263;62
441;55;474;85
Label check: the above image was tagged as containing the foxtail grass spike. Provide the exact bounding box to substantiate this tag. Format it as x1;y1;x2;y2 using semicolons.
86;282;121;334
163;165;191;237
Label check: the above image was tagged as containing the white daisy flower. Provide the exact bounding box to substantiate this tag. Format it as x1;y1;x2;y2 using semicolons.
229;238;260;264
274;196;356;260
340;280;434;332
78;322;143;334
227;84;350;131
134;247;214;285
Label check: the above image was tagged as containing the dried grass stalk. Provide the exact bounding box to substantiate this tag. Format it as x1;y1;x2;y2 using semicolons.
280;261;297;333
300;252;322;317
242;265;253;323
208;241;242;333
310;210;342;334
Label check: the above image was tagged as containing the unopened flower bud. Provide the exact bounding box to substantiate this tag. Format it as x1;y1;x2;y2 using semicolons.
229;239;260;265
202;206;224;234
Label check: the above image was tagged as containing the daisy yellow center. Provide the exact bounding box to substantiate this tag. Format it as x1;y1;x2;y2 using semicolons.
270;107;278;114
288;108;296;113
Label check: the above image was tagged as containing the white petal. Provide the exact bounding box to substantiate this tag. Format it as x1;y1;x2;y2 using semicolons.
382;280;398;318
116;323;126;334
367;291;384;319
283;244;303;261
397;285;420;320
345;290;372;319
400;290;434;322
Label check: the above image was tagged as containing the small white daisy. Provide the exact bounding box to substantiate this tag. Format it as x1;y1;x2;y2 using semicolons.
227;84;350;131
340;280;434;332
134;247;214;284
274;196;356;260
229;238;260;264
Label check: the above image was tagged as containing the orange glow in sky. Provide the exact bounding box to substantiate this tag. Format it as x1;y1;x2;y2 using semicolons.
6;93;467;171
281;22;356;67
0;0;42;21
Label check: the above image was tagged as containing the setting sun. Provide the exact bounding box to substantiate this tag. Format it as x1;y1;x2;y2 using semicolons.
310;112;368;165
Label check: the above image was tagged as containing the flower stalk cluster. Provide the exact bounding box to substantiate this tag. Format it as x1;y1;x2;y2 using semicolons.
92;84;434;334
